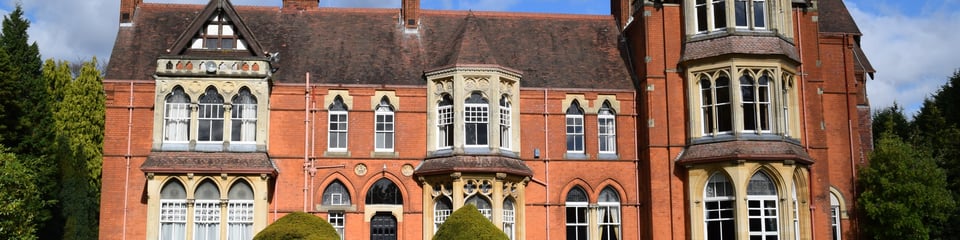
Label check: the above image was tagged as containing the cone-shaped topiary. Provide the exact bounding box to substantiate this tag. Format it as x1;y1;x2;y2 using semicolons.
433;204;509;240
253;212;340;240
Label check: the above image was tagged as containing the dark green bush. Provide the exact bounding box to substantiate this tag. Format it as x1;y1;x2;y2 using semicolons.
433;204;509;240
253;212;340;240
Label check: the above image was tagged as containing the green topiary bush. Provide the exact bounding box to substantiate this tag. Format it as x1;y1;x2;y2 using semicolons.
433;204;509;240
253;212;340;240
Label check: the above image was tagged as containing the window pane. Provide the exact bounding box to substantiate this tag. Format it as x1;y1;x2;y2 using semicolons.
713;0;726;29
754;1;766;28
221;38;234;49
697;4;708;32
205;38;218;49
735;0;748;27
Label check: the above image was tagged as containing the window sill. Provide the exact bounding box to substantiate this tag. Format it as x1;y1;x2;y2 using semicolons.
324;151;351;157
316;204;357;212
564;152;590;160
371;151;398;158
598;153;619;160
195;142;223;152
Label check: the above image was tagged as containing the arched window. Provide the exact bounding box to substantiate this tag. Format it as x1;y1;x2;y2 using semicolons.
164;86;191;143
194;180;221;240
375;97;395;152
705;173;735;240
598;187;621;240
701;75;733;136
160;180;187;240
503;198;516;240
365;179;403;205
227;180;254;240
830;193;842;240
742;73;772;132
465;195;493;220
437;94;454;149
198;87;225;142
566;101;585;153
499;95;511;150
328;96;348;151
793;183;800;240
747;172;779;240
464;92;489;147
433;197;452;233
323;180;352;206
566;187;589;240
231;88;257;143
323;180;351;240
598;101;617;154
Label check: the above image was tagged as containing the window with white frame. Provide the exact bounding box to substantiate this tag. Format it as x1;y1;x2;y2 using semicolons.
231;88;257;143
566;187;589;240
705;173;735;240
830;193;841;240
230;87;257;142
437;94;454;149
598;101;617;154
194;181;221;240
734;0;766;29
375;97;395;152
793;183;800;240
434;197;452;233
503;198;516;240
464;92;489;147
328;96;348;151
227;181;254;240
466;195;493;221
695;68;792;138
160;180;187;240
566;101;585;153
198;87;225;142
191;12;247;50
500;95;511;150
747;172;779;240
322;181;351;240
598;187;621;240
164;87;191;143
695;0;727;33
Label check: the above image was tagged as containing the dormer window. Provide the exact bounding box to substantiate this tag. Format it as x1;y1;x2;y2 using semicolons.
464;92;489;147
191;12;247;50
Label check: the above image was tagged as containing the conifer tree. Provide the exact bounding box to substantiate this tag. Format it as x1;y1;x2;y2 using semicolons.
0;4;44;153
53;59;104;240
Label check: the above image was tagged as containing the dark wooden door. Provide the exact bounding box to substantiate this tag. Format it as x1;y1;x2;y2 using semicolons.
370;213;397;240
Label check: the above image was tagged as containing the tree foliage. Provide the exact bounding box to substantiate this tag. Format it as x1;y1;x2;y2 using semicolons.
871;103;911;144
858;130;956;239
253;212;340;240
0;147;55;240
433;204;509;240
0;4;43;153
52;59;104;240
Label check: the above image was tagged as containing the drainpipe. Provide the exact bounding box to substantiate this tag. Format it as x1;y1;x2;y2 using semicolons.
304;72;311;212
543;88;550;240
123;81;134;240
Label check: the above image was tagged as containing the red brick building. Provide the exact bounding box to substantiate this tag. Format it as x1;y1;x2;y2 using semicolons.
100;0;874;239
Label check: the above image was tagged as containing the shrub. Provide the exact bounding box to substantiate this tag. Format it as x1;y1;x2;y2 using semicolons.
433;204;508;240
253;212;340;240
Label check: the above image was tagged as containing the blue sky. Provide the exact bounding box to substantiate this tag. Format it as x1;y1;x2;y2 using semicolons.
1;0;958;116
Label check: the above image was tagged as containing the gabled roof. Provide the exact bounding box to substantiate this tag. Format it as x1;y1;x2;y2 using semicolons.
106;4;633;90
167;0;265;57
818;0;862;34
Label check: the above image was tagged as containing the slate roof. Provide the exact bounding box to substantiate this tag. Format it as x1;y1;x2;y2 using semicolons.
818;0;862;34
681;35;801;63
107;4;633;89
677;140;814;165
415;155;534;177
142;152;277;175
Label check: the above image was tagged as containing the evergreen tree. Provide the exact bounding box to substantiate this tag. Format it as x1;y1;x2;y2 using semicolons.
933;70;960;125
871;103;911;144
37;59;73;240
858;129;956;239
53;59;104;240
433;204;509;240
0;4;44;153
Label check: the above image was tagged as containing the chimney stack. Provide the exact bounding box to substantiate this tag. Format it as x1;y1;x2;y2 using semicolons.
283;0;319;10
402;0;420;29
119;0;143;23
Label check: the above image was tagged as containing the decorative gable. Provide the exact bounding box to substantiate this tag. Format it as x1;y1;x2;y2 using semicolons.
167;0;264;57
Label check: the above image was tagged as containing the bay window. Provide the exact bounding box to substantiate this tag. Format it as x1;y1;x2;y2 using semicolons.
231;88;257;143
164;87;191;143
198;87;224;143
747;172;779;240
437;94;454;149
464;92;489;147
694;67;794;138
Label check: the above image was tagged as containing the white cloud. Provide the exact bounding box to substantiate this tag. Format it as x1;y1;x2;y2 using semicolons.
8;0;120;63
848;2;960;116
